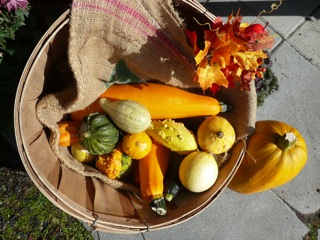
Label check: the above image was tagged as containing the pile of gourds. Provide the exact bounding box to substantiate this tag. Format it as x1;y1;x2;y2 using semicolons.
58;82;308;215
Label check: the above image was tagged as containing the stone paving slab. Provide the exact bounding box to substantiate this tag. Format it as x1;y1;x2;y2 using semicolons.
96;189;309;240
256;41;320;215
287;6;320;69
142;189;309;240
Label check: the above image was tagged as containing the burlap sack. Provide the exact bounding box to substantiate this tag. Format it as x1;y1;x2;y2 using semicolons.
36;0;256;193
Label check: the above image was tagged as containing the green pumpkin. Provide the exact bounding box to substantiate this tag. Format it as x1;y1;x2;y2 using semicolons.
79;113;119;155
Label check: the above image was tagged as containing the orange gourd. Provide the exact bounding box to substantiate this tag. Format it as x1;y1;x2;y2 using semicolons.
139;140;171;215
122;132;152;160
70;83;228;121
70;101;102;122
58;121;82;146
228;120;308;194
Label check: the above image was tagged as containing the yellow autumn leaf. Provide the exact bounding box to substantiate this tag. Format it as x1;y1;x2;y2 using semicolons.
234;67;243;78
240;22;249;29
195;61;228;90
233;50;267;71
195;40;211;65
210;41;240;67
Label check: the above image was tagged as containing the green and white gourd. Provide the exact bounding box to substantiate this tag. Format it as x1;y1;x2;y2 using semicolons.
99;98;151;134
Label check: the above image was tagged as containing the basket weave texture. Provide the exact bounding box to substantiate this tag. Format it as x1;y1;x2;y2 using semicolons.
15;0;256;233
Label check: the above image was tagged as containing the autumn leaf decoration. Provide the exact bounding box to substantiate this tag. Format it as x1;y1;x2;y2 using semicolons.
187;11;275;94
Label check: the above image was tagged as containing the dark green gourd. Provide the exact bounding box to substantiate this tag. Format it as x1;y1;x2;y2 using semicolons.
79;113;119;155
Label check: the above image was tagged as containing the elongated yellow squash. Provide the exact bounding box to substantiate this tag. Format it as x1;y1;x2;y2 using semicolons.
139;140;171;215
70;83;228;121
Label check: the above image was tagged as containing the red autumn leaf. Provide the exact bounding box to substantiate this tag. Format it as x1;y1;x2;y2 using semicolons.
209;83;221;94
185;29;200;54
246;32;275;51
240;70;253;91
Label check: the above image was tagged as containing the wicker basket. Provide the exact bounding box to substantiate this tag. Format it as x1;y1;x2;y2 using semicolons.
14;1;248;233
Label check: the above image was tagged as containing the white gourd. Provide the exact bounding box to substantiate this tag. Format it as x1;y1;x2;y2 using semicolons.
179;151;218;193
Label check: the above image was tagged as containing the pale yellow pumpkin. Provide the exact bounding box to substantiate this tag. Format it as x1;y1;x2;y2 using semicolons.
197;116;236;154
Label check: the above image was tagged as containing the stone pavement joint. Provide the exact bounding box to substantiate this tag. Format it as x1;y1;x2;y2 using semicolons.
274;190;320;231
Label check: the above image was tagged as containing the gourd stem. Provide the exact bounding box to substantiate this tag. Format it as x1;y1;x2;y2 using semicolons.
149;196;167;216
164;182;181;202
217;131;224;138
277;132;297;151
219;102;232;113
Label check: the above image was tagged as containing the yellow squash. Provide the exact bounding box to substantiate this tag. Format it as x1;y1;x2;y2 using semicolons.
228;120;308;194
70;83;229;121
139;140;171;215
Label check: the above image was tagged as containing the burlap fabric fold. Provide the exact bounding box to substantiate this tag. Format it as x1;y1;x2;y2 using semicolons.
36;0;256;192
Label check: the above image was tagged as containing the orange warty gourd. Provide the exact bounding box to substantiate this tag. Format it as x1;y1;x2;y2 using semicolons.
139;140;171;215
58;121;82;146
228;120;308;194
70;83;228;121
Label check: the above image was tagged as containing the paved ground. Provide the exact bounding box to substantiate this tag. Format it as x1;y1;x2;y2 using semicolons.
92;1;320;239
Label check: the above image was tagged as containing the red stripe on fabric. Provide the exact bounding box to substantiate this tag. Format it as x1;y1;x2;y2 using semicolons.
104;0;195;70
102;0;157;33
72;2;150;36
72;1;195;71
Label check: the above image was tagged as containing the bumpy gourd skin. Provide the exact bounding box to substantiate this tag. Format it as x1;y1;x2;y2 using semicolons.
145;119;198;154
228;120;308;194
79;113;119;155
96;145;132;179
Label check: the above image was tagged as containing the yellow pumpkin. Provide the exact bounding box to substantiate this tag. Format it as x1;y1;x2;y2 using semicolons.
228;120;308;194
197;116;236;154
